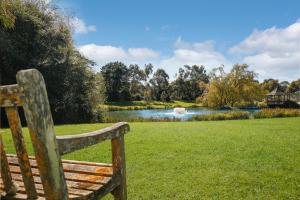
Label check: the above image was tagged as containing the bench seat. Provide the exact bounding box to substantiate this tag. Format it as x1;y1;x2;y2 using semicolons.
0;155;119;200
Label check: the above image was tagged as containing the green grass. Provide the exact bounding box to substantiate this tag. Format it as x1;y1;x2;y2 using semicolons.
100;100;202;111
1;118;300;199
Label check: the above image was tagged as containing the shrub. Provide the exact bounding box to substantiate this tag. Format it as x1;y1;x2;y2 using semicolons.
254;109;300;119
195;96;203;104
191;111;250;121
257;101;268;109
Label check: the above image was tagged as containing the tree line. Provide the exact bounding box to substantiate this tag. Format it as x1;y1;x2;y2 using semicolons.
1;0;299;125
101;62;209;102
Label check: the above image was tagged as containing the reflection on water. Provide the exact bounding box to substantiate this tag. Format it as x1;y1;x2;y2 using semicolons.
106;108;259;121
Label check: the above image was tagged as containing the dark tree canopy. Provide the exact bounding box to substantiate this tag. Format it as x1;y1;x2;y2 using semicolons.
288;79;300;93
150;68;170;101
170;65;209;100
101;62;131;101
0;0;105;124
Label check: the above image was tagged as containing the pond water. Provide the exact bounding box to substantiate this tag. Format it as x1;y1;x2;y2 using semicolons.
106;108;259;121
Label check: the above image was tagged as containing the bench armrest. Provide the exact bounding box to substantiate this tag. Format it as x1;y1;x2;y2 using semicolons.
56;122;129;155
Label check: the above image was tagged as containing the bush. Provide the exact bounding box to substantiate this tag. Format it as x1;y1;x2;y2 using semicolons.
195;96;203;104
233;102;256;108
254;109;300;119
191;111;250;121
257;101;268;109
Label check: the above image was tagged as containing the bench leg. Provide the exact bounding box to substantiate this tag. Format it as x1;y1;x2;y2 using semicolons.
111;134;127;200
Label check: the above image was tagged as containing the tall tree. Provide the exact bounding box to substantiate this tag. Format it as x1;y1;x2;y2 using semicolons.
149;68;170;101
128;64;146;100
101;62;130;101
0;0;105;124
170;65;209;100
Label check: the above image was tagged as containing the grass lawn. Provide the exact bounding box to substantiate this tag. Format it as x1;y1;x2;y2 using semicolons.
100;100;202;111
1;118;300;199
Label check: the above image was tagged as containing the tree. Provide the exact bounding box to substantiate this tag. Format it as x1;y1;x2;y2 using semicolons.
144;63;154;78
170;65;209;100
149;68;170;101
261;79;280;92
202;64;265;108
279;81;290;92
226;64;264;106
1;0;105;124
203;67;230;107
288;79;300;93
101;62;130;101
0;0;21;28
128;64;146;100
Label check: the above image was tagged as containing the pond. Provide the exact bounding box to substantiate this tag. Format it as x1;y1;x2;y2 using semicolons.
106;108;259;121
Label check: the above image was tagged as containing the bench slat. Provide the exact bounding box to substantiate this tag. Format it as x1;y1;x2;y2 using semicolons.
1;156;117;199
5;107;38;199
7;156;113;177
0;134;17;196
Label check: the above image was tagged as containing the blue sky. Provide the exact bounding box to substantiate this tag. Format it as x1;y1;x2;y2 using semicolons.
56;0;300;81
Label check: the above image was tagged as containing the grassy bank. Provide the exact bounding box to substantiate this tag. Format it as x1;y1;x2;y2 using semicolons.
1;118;300;199
99;100;202;111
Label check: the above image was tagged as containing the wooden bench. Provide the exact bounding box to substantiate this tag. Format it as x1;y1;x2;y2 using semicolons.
0;69;129;200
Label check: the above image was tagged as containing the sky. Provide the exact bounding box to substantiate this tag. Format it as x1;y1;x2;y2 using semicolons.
55;0;300;81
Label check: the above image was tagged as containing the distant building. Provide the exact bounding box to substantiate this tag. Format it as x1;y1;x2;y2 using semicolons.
266;87;290;107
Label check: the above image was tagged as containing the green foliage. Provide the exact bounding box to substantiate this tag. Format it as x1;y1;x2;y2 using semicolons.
261;79;280;92
170;65;209;100
128;64;147;100
202;64;265;108
0;0;105;124
191;111;250;121
257;101;268;109
0;0;22;28
149;68;170;101
101;62;130;101
254;109;300;118
288;79;300;93
2;118;300;199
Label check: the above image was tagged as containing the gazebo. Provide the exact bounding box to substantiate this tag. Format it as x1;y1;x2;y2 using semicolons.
266;87;290;106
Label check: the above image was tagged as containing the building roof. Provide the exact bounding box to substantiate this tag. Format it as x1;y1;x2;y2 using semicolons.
267;87;285;96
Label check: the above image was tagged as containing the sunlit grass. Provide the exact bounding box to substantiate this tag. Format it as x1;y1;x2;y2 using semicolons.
1;118;300;199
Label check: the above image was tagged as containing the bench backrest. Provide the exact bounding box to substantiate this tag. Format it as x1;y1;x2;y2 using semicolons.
0;69;68;199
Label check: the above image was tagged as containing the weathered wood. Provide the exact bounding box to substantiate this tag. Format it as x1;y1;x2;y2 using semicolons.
111;132;127;200
0;133;17;196
1;192;38;200
0;84;23;107
57;122;129;155
0;179;90;198
1;69;130;200
3;172;102;192
7;154;112;167
16;69;68;200
5;106;38;199
1;155;121;200
7;156;113;177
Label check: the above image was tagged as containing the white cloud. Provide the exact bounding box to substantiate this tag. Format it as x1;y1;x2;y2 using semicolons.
77;20;300;81
160;37;231;77
78;44;159;67
77;38;230;78
230;20;300;81
128;48;159;60
70;17;96;34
